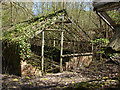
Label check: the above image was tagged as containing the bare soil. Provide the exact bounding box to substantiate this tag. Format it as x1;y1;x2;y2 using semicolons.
1;59;120;90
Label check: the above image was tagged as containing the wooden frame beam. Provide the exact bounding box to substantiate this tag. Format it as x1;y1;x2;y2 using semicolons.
102;12;116;26
32;29;65;39
60;15;64;73
96;11;116;30
33;37;91;43
55;21;71;24
61;53;93;58
41;31;44;75
60;31;64;72
43;29;65;32
93;2;120;12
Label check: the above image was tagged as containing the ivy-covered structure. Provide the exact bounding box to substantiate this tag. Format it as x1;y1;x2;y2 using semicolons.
93;1;120;51
2;9;93;76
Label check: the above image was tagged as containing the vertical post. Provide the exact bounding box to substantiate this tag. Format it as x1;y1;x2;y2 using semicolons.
41;31;44;75
92;43;94;60
92;43;93;52
106;24;108;39
53;38;56;47
0;3;2;89
63;0;65;9
60;6;64;72
60;8;64;72
53;33;55;47
10;2;12;25
60;31;63;72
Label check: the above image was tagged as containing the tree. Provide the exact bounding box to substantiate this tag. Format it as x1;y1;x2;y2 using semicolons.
2;2;33;27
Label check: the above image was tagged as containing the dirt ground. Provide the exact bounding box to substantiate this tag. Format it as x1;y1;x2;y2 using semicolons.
1;59;120;90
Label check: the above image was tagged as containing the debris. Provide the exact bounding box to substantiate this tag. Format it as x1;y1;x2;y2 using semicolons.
13;78;19;82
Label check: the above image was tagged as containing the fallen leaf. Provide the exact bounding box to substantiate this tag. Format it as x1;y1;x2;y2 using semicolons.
13;86;17;88
13;78;19;82
41;78;48;80
72;81;75;83
26;76;30;79
103;77;108;79
29;81;32;85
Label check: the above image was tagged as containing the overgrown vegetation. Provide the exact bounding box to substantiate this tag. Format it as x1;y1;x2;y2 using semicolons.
1;1;120;89
2;9;67;63
91;38;109;60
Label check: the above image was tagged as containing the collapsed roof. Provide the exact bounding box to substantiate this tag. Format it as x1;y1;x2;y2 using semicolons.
93;0;120;11
3;9;90;42
93;1;120;51
93;1;120;30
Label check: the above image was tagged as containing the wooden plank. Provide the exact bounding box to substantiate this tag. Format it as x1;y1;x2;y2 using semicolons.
31;29;65;39
55;21;71;24
96;11;115;30
93;2;120;11
61;53;93;58
43;29;65;32
51;16;63;25
35;30;43;35
60;31;64;72
41;31;44;75
102;12;116;26
30;30;43;39
60;14;64;72
0;39;1;74
32;29;64;39
33;37;91;43
53;38;56;47
92;43;94;53
108;28;120;51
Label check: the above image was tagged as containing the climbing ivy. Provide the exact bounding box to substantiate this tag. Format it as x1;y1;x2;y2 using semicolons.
91;38;109;46
2;9;67;61
90;38;109;59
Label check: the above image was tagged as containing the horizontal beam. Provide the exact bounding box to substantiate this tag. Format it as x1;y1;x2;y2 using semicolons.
55;21;72;24
33;37;91;43
43;29;65;32
31;29;65;39
93;2;120;11
61;53;93;58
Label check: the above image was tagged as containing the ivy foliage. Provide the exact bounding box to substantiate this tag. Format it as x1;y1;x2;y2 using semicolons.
2;9;67;61
107;10;120;24
91;38;109;54
91;38;109;45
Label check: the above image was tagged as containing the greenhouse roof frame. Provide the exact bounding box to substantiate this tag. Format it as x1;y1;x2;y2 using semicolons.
3;9;91;42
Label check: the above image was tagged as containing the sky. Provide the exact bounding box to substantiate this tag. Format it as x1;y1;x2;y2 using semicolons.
32;1;93;15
